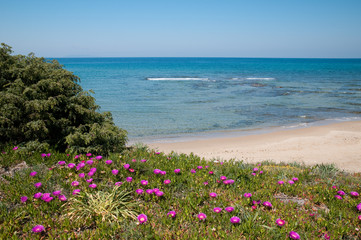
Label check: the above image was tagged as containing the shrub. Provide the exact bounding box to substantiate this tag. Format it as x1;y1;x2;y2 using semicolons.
0;43;127;154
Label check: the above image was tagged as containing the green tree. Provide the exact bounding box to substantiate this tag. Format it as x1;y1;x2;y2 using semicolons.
0;43;127;154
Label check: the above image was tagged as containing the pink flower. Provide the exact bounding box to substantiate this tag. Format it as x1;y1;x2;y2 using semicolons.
126;177;133;182
43;197;53;202
89;184;97;188
138;214;148;224
197;166;203;169
358;215;361;221
190;169;196;173
68;163;75;168
167;211;176;218
140;159;147;162
334;195;343;199
71;181;79;187
174;169;181;174
213;207;222;213
155;191;164;196
230;216;240;223
251;205;257;210
52;190;61;196
253;168;258;172
259;171;263;174
197;213;207;220
13;146;18;150
59;195;67;201
337;190;346;196
164;179;171;185
86;178;93;183
124;164;130;170
78;173;85;178
132;159;137;162
351;191;359;197
95;155;102;160
251;173;256;176
203;181;208;185
129;168;135;173
292;177;299;182
357;203;361;211
34;192;42;199
153;188;160;193
136;189;144;194
146;189;153;194
277;181;284;185
21;196;28;203
332;185;337;189
115;182;123;186
34;182;42;188
276;218;285;226
41;193;51;201
160;171;166;175
209;171;214;175
220;176;227;181
74;155;79;159
155;152;161;155
244;193;252;198
112;169;119;175
105;160;113;165
141;180;148;185
225;207;234;212
86;160;93;165
58;161;66;165
263;201;272;208
72;189;81;195
210;192;217;198
289;231;300;239
29;171;37;177
86;153;92;157
154;169;161;174
32;225;45;233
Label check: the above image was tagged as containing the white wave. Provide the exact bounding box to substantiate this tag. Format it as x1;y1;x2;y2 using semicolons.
245;77;275;80
147;77;209;81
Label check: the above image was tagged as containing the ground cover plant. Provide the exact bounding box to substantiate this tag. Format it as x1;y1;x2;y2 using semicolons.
1;145;361;239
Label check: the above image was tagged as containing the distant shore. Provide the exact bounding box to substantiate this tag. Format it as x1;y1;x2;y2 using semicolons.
147;120;361;172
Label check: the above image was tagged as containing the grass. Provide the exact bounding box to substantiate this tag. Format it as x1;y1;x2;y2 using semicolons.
1;145;361;239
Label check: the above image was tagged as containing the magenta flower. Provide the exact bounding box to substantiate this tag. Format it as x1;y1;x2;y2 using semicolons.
59;195;67;201
132;159;137;162
209;171;214;175
32;225;45;233
167;211;176;218
29;171;37;177
112;169;119;175
86;178;93;183
115;181;122;186
20;196;28;203
337;190;346;196
244;193;252;198
34;192;42;199
213;207;222;213
138;214;148;224
210;192;217;198
190;169;196;173
141;180;148;185
126;177;133;182
289;231;300;239
164;179;171;185
228;179;235;184
220;176;227;181
89;184;97;189
136;189;144;195
74;155;79;159
86;160;93;165
88;171;95;177
154;169;161;174
43;197;53;202
72;189;81;195
292;177;299;182
263;201;272;208
140;159;147;162
129;168;135;173
288;180;295;185
34;182;42;188
86;153;92;157
68;163;75;168
276;218;286;226
251;205;257;210
332;185;337;189
197;166;203;169
105;160;113;165
351;191;359;197
358;215;361;220
155;151;161;155
174;169;181;174
334;195;343;199
153;188;160;193
146;189;153;194
13;146;18;150
259;171;263;174
155;191;164;196
160;171;166;175
41;193;51;200
78;173;85;178
77;162;85;169
251;173;256;176
90;168;97;172
277;181;284;185
225;207;234;212
197;213;207;220
71;181;79;187
357;203;361;211
52;190;61;196
203;181;208;185
230;216;240;224
253;200;261;205
95;155;102;160
124;164;130;170
58;161;66;165
253;168;258;172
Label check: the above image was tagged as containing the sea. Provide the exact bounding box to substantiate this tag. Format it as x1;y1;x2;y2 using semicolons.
55;58;361;143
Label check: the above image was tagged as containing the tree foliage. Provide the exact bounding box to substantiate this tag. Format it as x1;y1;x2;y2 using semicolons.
0;43;127;154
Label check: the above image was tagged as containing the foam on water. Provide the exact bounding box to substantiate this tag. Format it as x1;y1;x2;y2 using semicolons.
146;77;209;81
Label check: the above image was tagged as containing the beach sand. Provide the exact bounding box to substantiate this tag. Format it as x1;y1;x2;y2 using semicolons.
148;121;361;172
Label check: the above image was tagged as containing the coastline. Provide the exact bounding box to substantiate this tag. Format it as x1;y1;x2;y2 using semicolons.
146;120;361;172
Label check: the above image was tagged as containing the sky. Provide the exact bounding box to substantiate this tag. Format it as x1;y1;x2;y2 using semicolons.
1;0;361;58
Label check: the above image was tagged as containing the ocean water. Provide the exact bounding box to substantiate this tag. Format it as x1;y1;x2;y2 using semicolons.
55;58;361;141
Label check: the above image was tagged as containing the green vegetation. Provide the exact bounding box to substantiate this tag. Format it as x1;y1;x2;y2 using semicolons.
0;43;127;155
1;146;361;239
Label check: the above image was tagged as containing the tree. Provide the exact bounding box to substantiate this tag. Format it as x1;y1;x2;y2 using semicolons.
0;43;127;154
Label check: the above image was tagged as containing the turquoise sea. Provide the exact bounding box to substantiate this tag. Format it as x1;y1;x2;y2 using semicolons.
56;58;361;141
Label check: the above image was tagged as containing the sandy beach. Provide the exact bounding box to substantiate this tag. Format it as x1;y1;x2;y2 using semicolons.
148;121;361;172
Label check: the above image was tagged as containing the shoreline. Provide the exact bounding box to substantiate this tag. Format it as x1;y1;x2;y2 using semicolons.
146;120;361;172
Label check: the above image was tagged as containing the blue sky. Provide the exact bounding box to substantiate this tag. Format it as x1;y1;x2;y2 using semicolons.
1;0;361;58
